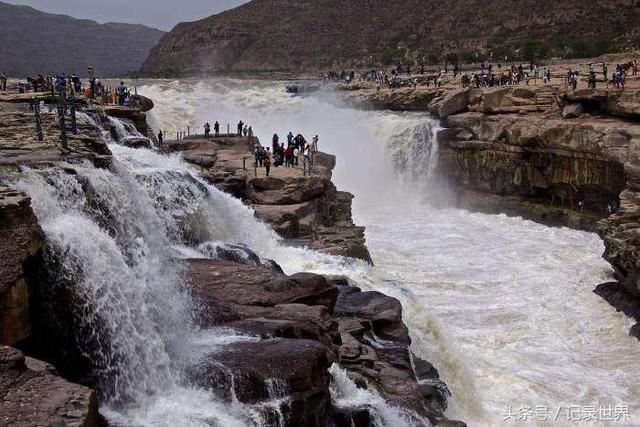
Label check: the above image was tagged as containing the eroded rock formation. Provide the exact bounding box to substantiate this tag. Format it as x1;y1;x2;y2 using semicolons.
0;98;455;425
166;135;373;263
0;187;43;346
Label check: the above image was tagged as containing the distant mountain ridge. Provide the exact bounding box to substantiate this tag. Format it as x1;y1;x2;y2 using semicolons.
0;1;165;77
141;0;640;76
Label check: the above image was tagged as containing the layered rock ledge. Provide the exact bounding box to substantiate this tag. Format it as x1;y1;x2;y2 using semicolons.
0;101;114;423
166;135;373;263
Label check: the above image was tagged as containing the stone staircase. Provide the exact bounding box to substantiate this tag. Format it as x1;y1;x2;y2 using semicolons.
535;87;561;111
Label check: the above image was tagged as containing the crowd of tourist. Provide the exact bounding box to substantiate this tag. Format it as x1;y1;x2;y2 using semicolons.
2;66;134;106
195;119;320;177
322;57;639;92
251;131;318;176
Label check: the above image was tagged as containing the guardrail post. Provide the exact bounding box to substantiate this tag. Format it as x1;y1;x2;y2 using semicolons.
69;94;78;135
31;99;44;142
56;98;67;149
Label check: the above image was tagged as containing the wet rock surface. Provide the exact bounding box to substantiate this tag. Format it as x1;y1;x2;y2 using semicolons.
0;346;100;426
185;260;459;426
193;338;333;426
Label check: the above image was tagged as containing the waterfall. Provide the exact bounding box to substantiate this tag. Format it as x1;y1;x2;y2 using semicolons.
4;114;281;424
329;364;431;427
387;120;441;187
6;113;414;426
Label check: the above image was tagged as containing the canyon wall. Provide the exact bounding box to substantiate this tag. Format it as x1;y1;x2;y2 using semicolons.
141;0;640;75
387;84;640;336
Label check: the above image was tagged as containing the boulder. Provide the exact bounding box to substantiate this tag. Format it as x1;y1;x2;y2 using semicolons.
562;103;584;119
198;242;284;273
434;88;470;119
334;287;409;343
185;259;338;310
121;136;151;149
0;346;100;426
191;338;334;426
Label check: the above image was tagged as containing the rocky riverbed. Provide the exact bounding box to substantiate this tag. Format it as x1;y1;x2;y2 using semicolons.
0;98;459;425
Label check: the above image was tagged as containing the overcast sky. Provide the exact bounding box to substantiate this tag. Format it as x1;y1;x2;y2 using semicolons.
3;0;250;30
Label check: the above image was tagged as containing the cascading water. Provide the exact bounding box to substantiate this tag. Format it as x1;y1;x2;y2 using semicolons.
329;364;430;427
137;78;640;425
7;111;415;425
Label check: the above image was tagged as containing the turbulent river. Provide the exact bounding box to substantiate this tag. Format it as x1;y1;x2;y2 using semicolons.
9;78;640;426
139;79;640;426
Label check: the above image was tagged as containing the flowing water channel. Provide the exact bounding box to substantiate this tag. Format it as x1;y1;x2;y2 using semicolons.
6;78;640;426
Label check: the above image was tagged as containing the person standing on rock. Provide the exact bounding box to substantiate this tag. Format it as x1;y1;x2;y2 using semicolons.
116;81;128;106
264;148;272;176
285;145;293;167
243;124;248;137
272;133;279;152
287;131;294;146
237;120;244;137
304;145;311;166
214;121;220;137
293;146;300;167
158;130;164;145
0;72;6;91
248;126;253;138
255;145;263;167
312;135;319;151
204;122;211;139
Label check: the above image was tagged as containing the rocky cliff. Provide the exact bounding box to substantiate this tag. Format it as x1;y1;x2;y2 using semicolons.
438;87;640;337
141;0;640;75
0;1;164;77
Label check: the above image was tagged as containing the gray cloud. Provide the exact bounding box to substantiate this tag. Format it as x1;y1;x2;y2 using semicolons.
2;0;249;30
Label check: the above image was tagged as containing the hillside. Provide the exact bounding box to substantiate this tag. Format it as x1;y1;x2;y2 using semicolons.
141;0;640;76
0;1;165;77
